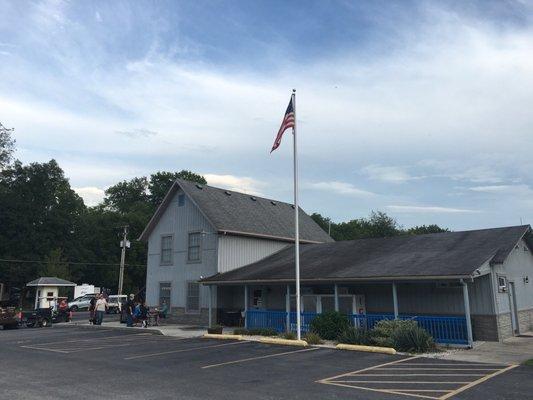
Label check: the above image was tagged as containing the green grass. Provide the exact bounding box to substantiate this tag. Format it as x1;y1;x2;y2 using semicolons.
523;359;533;367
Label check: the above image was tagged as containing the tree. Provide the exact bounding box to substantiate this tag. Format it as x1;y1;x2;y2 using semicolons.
0;122;15;169
149;170;206;208
406;225;449;235
312;211;447;241
41;248;70;280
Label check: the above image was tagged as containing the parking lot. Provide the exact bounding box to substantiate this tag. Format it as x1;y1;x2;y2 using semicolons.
1;326;532;400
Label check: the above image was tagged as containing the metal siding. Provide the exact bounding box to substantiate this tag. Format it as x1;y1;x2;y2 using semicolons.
217;235;288;273
146;188;217;309
496;238;533;313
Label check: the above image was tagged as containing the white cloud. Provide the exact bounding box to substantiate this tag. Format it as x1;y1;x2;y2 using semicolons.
386;205;479;214
308;181;375;197
74;186;105;206
115;128;158;138
362;165;422;183
468;184;533;194
203;174;267;196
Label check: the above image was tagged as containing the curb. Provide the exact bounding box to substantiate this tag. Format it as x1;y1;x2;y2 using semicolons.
203;333;244;340
336;343;396;354
259;337;308;347
70;322;164;335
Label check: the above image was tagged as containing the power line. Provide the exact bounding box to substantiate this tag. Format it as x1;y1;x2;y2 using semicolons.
0;258;146;268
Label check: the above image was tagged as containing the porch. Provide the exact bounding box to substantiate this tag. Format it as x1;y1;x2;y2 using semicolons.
207;280;481;346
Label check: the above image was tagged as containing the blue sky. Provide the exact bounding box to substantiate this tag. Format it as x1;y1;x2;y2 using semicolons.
1;0;532;230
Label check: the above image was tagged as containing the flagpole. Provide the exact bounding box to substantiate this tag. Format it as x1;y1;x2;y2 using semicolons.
292;88;301;341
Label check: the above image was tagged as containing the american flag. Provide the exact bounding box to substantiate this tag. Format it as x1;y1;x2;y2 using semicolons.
270;96;295;152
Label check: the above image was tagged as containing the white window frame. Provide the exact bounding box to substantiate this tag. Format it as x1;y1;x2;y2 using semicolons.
187;231;202;263
186;281;200;314
160;234;173;266
497;275;507;293
159;282;171;307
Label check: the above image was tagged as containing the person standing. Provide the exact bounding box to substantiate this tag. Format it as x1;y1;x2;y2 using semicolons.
89;296;96;324
125;294;135;327
94;294;107;325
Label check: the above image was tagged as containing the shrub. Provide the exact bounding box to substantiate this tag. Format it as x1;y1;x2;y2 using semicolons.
304;332;323;345
390;324;435;353
372;319;418;348
233;328;247;335
280;331;297;340
337;327;373;345
310;311;350;340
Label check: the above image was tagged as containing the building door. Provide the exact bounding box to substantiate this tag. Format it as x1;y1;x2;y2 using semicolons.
508;281;520;335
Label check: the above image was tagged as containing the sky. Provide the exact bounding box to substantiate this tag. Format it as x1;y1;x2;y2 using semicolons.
1;0;532;231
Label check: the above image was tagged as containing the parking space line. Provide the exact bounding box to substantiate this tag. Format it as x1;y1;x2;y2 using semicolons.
202;347;319;369
19;333;151;347
20;345;70;354
439;364;518;400
379;367;501;371
124;340;250;360
348;373;487;376
333;381;470;384
319;382;441;400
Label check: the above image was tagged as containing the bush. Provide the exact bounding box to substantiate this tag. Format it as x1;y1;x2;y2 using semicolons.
372;319;418;348
390;324;435;353
304;332;323;345
337;327;373;345
370;319;435;353
281;331;297;340
233;328;278;336
310;311;350;340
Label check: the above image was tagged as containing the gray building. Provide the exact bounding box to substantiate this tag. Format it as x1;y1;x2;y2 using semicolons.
139;178;332;325
202;225;533;345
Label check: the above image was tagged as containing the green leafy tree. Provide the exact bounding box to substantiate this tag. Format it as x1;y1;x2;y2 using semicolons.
41;248;70;280
149;170;207;208
0;122;15;169
406;225;449;235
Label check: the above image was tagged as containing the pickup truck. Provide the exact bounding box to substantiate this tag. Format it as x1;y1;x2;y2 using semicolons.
0;306;19;330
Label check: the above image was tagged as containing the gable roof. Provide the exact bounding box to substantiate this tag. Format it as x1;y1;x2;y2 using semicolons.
202;225;531;284
139;178;333;244
27;277;76;287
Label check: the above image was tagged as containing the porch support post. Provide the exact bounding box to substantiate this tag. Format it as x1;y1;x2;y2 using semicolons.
244;284;249;329
286;285;290;332
334;284;339;312
392;282;399;319
208;285;213;328
461;279;474;348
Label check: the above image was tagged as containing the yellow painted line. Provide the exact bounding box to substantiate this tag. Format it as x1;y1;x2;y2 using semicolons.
320;381;441;400
379;367;501;371
331;381;469;384
347;374;487;377
202;347;319;369
317;356;420;383
124;340;249;360
439;364;519;400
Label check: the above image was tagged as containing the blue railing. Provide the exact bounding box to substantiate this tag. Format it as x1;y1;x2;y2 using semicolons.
246;310;468;345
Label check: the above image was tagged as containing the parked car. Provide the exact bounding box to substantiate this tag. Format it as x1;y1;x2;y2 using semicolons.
106;295;127;314
0;305;19;330
68;293;96;311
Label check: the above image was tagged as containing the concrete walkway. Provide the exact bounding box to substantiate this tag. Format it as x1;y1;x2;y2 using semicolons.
437;334;533;365
71;320;215;338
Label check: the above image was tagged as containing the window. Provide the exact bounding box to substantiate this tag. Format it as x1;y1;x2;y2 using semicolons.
159;282;171;306
498;275;507;292
186;282;200;313
187;232;202;262
178;194;185;207
252;289;263;307
160;235;173;265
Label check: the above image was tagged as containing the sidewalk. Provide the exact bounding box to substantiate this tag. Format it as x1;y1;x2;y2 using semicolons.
72;320;219;338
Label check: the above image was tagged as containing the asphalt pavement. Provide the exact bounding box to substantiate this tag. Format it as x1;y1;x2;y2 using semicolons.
1;326;532;400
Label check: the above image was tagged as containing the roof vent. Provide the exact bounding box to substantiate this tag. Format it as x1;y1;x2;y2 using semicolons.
250;196;257;201
195;184;203;190
224;190;232;196
291;205;295;209
270;201;277;206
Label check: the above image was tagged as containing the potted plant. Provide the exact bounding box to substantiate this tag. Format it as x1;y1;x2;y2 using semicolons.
207;324;223;334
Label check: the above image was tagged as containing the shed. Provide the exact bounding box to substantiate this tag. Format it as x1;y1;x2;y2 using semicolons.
27;277;76;309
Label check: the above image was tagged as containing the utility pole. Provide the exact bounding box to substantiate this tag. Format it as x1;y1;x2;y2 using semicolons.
117;225;129;295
